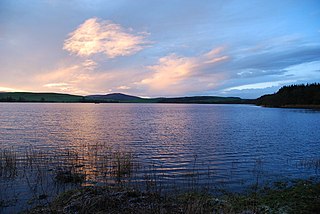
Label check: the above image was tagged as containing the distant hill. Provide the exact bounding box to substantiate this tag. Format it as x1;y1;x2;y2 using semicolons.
256;83;320;108
85;93;252;104
1;84;319;108
0;92;83;102
0;91;253;104
155;96;251;104
86;93;143;102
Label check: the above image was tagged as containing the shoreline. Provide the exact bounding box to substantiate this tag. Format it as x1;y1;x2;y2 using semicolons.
281;104;320;109
27;177;320;214
2;102;320;110
258;104;320;109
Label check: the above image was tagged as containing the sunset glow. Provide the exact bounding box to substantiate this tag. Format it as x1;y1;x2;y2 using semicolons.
1;0;319;98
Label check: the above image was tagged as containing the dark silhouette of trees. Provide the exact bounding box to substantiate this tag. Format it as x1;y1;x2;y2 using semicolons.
256;83;320;107
18;97;25;102
0;96;15;102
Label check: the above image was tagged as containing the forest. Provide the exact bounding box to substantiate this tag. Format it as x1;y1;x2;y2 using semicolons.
256;83;320;107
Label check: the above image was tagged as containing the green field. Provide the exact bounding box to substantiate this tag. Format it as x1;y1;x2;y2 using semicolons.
0;92;84;102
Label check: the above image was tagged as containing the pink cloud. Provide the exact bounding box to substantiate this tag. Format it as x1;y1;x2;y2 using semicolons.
138;47;229;95
63;18;149;58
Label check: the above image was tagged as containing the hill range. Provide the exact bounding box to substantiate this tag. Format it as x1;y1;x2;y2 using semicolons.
0;92;252;104
1;83;319;107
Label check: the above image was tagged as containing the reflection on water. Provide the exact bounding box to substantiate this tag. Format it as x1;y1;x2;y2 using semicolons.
0;103;320;212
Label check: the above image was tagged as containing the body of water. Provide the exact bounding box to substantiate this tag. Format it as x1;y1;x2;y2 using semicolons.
0;103;319;212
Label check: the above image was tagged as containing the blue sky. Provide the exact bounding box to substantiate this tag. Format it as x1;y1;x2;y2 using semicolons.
0;0;319;98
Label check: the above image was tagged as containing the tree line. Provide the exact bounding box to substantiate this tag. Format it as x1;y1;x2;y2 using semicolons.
256;83;320;107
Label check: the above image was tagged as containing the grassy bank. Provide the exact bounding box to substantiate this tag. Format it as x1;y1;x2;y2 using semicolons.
27;178;320;214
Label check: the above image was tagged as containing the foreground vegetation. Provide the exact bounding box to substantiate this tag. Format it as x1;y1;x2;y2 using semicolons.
28;178;320;214
1;146;320;213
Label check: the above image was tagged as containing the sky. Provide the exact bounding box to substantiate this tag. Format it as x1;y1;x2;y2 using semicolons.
0;0;319;98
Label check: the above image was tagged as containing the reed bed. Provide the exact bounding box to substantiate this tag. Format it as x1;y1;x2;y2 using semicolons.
0;148;17;178
299;158;320;172
0;145;220;213
1;146;319;213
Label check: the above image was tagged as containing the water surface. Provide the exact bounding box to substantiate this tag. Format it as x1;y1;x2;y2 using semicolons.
0;103;319;212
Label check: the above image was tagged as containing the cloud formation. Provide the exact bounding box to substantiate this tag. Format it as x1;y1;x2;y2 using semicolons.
141;54;194;90
38;62;111;95
82;59;97;70
38;59;142;95
139;47;229;96
63;18;148;58
225;80;294;91
0;86;20;92
1;1;320;98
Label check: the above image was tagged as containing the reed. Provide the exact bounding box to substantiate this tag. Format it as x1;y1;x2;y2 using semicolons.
299;158;320;172
111;150;135;181
0;148;17;178
3;145;316;213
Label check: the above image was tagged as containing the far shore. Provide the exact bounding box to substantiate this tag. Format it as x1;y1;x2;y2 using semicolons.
280;104;320;109
2;83;320;108
259;104;320;109
2;101;320;110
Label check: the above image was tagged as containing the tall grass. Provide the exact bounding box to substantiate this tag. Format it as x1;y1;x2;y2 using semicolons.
299;158;320;173
0;148;17;178
0;145;274;213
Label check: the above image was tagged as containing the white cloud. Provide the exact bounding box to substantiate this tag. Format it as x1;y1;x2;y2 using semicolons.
284;60;320;78
224;80;295;91
44;83;70;88
63;18;149;58
0;86;21;92
117;85;131;90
